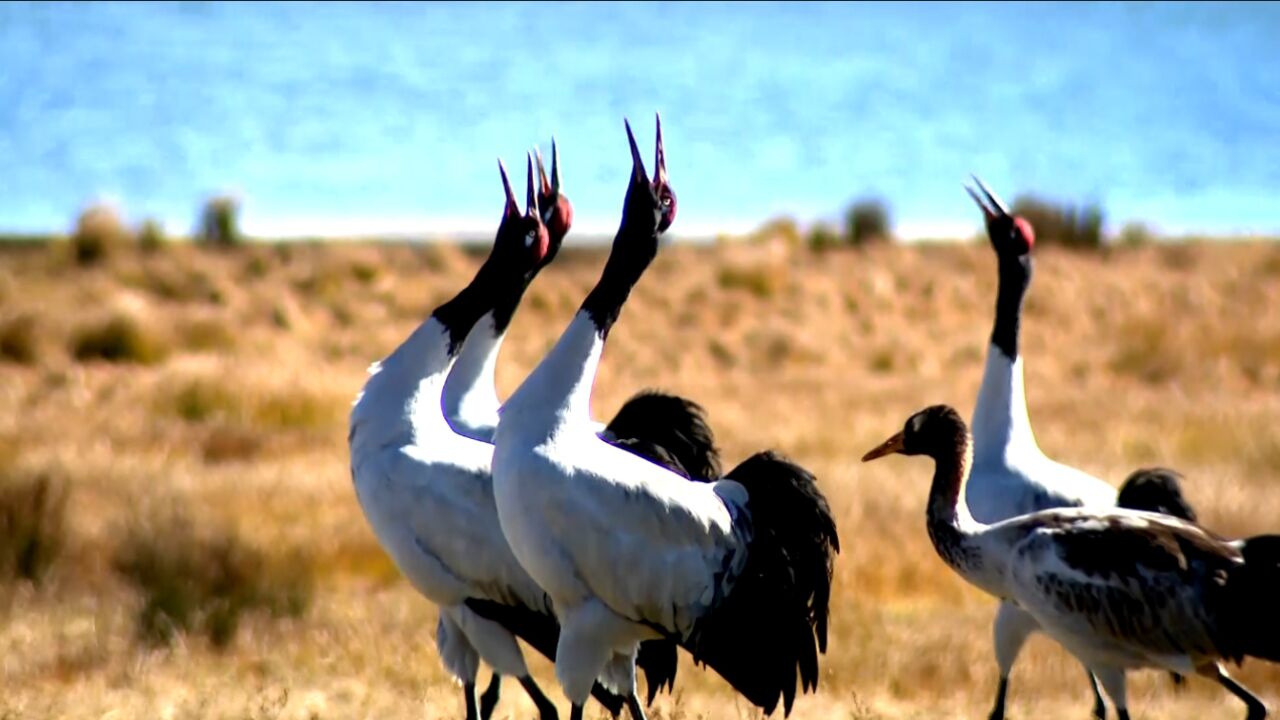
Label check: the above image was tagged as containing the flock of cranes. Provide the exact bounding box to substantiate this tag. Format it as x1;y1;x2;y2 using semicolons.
347;115;1280;720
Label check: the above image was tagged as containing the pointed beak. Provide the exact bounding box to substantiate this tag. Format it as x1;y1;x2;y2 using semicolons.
625;117;649;185
525;152;540;219
861;431;905;462
964;174;1009;222
551;136;561;194
498;158;519;218
535;147;552;198
653;112;667;190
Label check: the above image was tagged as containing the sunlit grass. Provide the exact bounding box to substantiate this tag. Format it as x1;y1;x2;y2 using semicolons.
0;237;1277;718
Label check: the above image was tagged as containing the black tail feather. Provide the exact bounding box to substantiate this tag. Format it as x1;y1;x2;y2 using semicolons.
635;633;678;705
602;389;722;481
1117;467;1198;522
464;598;626;717
1228;534;1280;664
601;388;723;704
679;450;840;716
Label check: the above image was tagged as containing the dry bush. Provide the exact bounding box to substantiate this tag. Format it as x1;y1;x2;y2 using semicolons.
197;194;244;248
70;313;169;365
0;313;39;365
137;218;167;253
846;197;892;245
112;499;313;649
0;462;69;585
807;223;842;252
1011;194;1105;250
750;216;804;248
1117;221;1156;247
70;203;132;265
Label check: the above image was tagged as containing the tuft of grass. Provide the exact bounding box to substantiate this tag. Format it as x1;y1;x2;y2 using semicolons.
70;203;132;265
350;259;381;285
1108;318;1181;384
202;426;264;464
750;216;803;247
1011;194;1105;250
846;198;892;245
178;317;237;352
166;379;345;435
170;378;242;423
71;314;169;365
251;391;341;432
0;314;39;365
0;468;69;585
112;500;313;649
718;264;784;299
197;195;244;248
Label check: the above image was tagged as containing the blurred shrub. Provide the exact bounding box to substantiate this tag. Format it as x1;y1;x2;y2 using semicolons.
1011;195;1105;250
71;313;170;365
202;426;264;464
170;378;242;423
178;317;236;353
749;216;803;247
71;203;132;265
718;264;784;299
113;500;313;649
0;314;39;365
137;218;167;253
1118;222;1156;247
197;195;243;248
0;469;69;585
845;198;892;245
806;223;842;252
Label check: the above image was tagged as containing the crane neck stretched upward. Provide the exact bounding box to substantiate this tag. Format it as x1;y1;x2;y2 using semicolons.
971;252;1038;463
990;252;1032;361
580;217;661;339
498;200;663;435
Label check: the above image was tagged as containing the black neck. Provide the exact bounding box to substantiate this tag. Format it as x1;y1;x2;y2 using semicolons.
991;253;1032;359
432;262;528;354
580;224;658;339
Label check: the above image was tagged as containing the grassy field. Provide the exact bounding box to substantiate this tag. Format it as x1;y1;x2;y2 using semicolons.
1;233;1279;719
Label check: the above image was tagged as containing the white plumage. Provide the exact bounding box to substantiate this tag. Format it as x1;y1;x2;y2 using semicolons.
492;116;837;720
963;176;1197;720
349;157;589;720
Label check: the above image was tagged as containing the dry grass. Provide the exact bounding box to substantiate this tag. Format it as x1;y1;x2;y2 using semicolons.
0;237;1278;718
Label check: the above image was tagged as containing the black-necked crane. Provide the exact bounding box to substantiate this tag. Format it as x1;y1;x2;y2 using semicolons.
490;114;840;720
350;155;688;720
863;404;1279;720
963;177;1200;719
443;142;572;445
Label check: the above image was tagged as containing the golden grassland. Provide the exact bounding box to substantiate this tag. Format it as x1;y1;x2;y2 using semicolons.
1;235;1280;719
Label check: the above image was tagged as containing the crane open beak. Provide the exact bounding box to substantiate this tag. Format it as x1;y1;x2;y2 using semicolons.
498;158;519;219
525;152;540;220
861;431;905;462
964;174;1009;223
653;112;667;192
625;117;649;185
535;143;555;198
